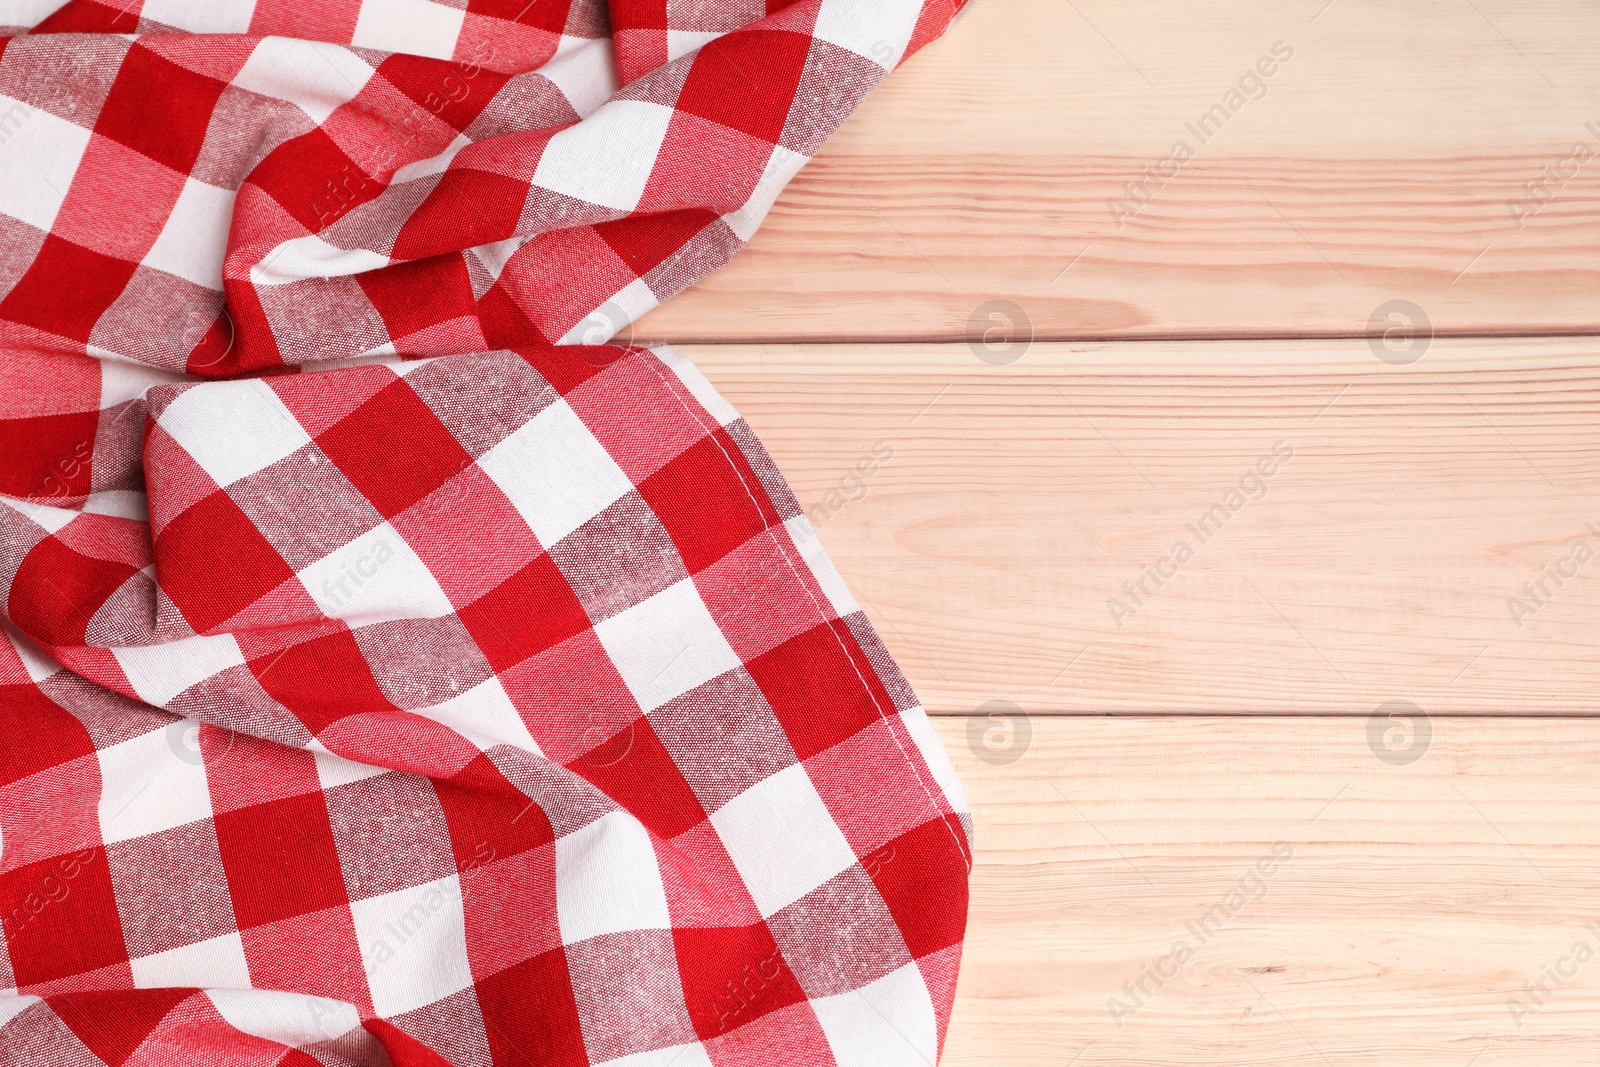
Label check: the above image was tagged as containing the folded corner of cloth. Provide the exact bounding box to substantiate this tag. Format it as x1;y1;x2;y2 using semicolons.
0;1;975;1064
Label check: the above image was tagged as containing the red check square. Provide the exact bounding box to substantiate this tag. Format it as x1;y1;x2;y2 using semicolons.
214;792;348;930
316;378;474;519
637;431;778;574
94;42;228;174
8;535;140;646
745;621;891;762
457;553;592;673
1;848;126;989
152;489;298;635
0;235;138;345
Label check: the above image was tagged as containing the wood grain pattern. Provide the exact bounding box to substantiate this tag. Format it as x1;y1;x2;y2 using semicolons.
637;0;1600;343
685;338;1600;715
645;6;1600;1057
935;714;1600;1066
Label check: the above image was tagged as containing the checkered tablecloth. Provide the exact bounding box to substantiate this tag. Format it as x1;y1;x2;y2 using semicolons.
0;1;973;1064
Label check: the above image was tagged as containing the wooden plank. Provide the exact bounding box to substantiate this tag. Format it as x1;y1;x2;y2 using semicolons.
636;0;1600;343
934;714;1600;1066
684;338;1600;714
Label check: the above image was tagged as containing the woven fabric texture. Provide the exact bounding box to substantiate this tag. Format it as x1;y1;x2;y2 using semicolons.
0;1;972;1064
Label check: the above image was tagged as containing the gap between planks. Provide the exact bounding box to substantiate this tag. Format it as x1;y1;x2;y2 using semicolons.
685;337;1600;717
934;714;1600;1067
640;0;1600;344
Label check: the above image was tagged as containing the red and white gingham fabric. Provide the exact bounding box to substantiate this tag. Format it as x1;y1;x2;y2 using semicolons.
0;1;973;1065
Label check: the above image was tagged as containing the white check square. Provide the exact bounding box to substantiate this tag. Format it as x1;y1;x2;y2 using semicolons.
97;723;215;844
157;379;310;488
652;345;740;427
352;0;466;60
298;522;456;625
555;811;672;944
666;29;723;62
558;278;657;346
143;177;237;289
811;962;938;1067
131;932;251;989
206;988;362;1044
139;0;257;32
247;234;389;287
533;99;674;212
478;399;633;548
0;96;89;233
593;578;740;712
99;359;187;409
723;144;807;242
233;39;375;125
349;874;473;1016
811;0;921;68
709;763;859;917
412;676;541;755
537;36;617;118
0;495;75;534
899;708;969;817
785;514;857;615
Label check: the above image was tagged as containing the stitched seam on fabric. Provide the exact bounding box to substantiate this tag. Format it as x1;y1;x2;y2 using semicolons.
629;347;972;874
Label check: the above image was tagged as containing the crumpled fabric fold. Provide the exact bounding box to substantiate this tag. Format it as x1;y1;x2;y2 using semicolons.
0;1;972;1064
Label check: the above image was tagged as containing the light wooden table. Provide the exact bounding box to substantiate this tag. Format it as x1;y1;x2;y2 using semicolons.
666;2;1600;1063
